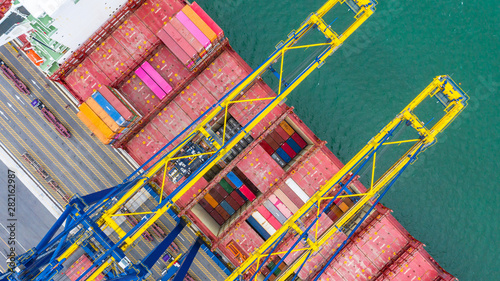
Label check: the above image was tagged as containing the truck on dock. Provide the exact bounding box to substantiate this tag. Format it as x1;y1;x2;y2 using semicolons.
0;59;31;95
31;98;71;138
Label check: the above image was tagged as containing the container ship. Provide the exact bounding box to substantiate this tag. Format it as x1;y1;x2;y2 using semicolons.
0;0;462;280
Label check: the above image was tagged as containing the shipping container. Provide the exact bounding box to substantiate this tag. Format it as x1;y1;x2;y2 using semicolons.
338;201;349;212
156;28;193;67
275;125;290;141
281;142;297;159
209;209;225;225
92;90;130;126
79;103;116;139
252;211;277;235
279;184;305;208
235;189;249;202
275;147;291;163
176;11;211;49
199;198;213;212
246;215;271;240
274;189;299;213
285;178;309;203
269;195;293;218
135;66;169;100
208;189;224;203
77;109;112;145
181;5;217;42
263;200;287;224
215;205;230;220
270;131;285;146
219;178;234;193
239;184;256;201
257;206;282;230
204;194;218;208
260;140;275;155
170;17;205;57
271;152;287;167
190;2;224;40
265;135;280;151
280;121;295;136
86;97;123;133
225;195;240;210
163;23;199;61
214;184;229;199
226;171;243;188
230;191;245;206
220;200;235;215
291;132;307;149
286;138;302;154
140;61;173;95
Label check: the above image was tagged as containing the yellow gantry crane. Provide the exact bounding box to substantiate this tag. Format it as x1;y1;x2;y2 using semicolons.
51;0;378;279
227;75;469;280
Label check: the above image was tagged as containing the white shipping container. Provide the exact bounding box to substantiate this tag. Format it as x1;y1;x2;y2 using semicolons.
285;178;310;203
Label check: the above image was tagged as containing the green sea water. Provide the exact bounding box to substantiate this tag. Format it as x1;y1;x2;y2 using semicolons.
197;0;499;279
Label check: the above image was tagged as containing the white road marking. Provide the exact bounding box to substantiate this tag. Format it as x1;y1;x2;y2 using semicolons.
0;110;8;120
6;103;16;113
31;80;40;89
15;95;24;105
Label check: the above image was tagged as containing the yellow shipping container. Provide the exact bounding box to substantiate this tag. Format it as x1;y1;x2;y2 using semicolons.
77;111;112;145
182;5;217;43
86;97;123;133
78;103;116;140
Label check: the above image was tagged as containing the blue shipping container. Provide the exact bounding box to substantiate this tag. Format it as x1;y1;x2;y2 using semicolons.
263;200;287;224
286;138;302;154
246;216;271;240
220;200;235;215
92;91;129;126
226;171;243;188
276;147;292;163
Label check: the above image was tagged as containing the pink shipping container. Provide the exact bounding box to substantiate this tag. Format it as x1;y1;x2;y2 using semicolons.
163;23;199;61
257;206;282;230
135;66;168;100
176;11;211;49
140;61;173;95
190;2;224;40
156;29;193;67
274;189;299;213
269;195;293;218
170;17;206;57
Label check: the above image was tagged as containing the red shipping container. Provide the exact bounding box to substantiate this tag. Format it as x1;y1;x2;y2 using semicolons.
215;205;230;220
225;196;240;211
291;132;307;149
209;188;224;203
279;185;304;208
190;2;224;39
265;135;280;151
199;198;212;211
260;140;275;155
170;17;205;56
239;184;256;201
214;183;229;198
257;206;282;230
163;23;198;60
270;131;284;145
275;125;291;141
230;191;245;206
209;209;225;225
281;142;297;159
156;29;192;67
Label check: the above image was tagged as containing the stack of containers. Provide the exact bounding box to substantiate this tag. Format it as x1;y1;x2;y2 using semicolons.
77;87;136;144
197;170;260;226
259;120;308;167
190;2;225;42
156;4;221;70
134;61;173;100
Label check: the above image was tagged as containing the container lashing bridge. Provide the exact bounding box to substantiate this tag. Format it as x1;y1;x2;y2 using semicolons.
0;0;466;280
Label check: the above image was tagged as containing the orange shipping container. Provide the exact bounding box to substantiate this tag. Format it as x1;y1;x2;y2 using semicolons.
181;5;217;43
77;111;112;145
78;103;116;140
86;97;123;133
